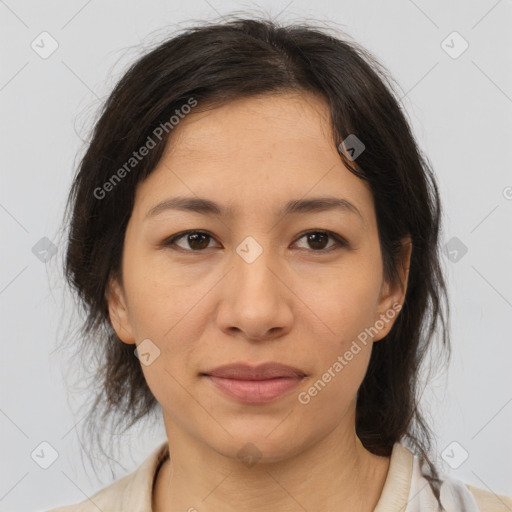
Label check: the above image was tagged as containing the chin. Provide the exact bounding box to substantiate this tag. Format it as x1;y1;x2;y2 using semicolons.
206;426;311;466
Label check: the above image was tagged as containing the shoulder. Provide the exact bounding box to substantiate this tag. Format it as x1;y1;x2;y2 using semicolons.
44;440;169;512
465;484;512;512
44;472;133;512
385;441;512;512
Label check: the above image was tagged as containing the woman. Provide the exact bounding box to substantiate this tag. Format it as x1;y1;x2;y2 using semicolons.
47;16;511;512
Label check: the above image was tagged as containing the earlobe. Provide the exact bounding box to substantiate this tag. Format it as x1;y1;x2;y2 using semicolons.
373;236;412;342
105;276;136;345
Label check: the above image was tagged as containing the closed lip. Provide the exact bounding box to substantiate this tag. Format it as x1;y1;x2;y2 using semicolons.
201;362;307;380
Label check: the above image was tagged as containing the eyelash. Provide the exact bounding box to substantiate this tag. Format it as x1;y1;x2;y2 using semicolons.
162;230;348;254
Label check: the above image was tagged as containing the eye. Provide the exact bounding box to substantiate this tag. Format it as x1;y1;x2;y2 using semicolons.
293;230;348;252
162;230;348;253
165;231;218;252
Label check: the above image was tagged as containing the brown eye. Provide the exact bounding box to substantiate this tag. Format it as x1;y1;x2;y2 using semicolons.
166;231;216;251
294;231;347;252
186;232;212;250
164;229;347;253
306;232;329;250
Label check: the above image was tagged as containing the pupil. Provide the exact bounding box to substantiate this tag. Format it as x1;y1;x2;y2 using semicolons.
308;233;327;250
189;233;209;250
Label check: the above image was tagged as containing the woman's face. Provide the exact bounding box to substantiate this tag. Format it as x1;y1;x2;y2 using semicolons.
107;91;410;463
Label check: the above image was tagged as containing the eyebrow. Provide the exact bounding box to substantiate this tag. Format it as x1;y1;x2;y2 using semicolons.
145;196;363;221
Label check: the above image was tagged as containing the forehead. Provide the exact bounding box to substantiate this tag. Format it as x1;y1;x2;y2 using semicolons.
133;92;374;227
167;91;334;158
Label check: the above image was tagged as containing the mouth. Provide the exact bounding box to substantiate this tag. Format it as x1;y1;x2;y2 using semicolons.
200;362;307;404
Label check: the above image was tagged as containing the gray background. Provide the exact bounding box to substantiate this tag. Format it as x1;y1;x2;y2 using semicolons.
1;0;511;510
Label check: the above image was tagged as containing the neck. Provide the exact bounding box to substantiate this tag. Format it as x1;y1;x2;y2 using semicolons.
153;409;391;512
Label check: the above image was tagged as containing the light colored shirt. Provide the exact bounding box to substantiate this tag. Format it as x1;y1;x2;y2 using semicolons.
46;440;512;511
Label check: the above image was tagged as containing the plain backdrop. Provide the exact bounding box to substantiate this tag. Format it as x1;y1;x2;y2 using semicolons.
1;0;511;510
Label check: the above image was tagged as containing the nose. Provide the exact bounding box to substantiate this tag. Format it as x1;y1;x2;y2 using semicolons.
215;242;293;342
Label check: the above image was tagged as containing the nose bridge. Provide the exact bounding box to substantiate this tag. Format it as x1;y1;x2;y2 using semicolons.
216;233;292;339
233;234;278;298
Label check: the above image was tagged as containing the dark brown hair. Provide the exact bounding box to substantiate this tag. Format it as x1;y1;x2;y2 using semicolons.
61;14;451;500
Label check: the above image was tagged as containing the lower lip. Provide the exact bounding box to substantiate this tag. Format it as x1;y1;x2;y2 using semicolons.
205;375;304;404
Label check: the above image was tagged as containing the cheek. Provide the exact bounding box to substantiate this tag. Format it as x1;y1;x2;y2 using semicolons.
121;244;194;335
297;260;382;345
121;249;211;368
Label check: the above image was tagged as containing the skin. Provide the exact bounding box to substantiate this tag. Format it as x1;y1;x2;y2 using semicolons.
106;91;412;512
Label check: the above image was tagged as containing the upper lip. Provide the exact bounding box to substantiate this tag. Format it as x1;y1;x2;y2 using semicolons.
202;363;307;380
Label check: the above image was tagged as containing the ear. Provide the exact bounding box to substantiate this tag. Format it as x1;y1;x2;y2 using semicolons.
105;275;136;345
372;236;412;342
